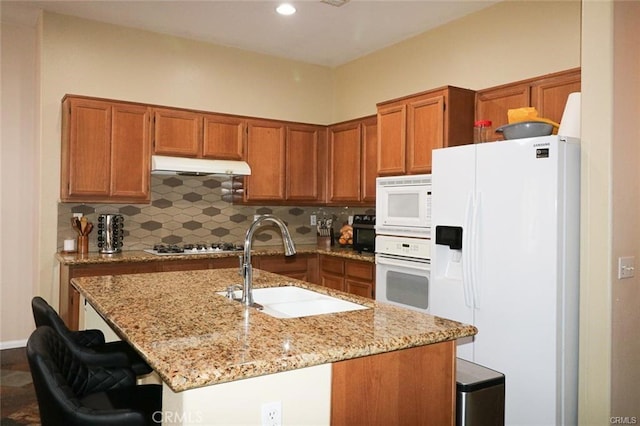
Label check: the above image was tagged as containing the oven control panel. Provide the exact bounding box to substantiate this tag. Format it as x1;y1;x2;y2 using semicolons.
375;235;431;260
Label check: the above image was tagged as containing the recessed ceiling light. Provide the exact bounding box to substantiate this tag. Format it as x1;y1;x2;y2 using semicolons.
276;3;296;16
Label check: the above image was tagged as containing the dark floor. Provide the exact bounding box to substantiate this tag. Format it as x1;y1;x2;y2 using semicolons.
0;347;40;425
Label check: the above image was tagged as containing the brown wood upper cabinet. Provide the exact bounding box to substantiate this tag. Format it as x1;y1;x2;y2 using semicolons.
61;96;151;203
327;116;377;205
203;114;244;160
244;120;325;204
476;68;581;141
244;119;286;201
377;86;475;176
286;124;322;202
152;108;244;160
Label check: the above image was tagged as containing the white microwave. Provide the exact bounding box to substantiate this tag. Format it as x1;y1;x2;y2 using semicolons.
375;174;432;238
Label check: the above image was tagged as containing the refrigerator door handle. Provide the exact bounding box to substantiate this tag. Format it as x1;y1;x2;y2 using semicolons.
462;192;474;308
471;192;481;309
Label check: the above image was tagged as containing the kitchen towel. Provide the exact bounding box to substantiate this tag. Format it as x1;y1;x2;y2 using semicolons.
558;92;581;139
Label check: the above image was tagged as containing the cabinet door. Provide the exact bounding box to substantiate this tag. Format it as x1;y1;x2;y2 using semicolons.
377;104;407;176
476;84;530;141
345;260;375;299
332;342;455;425
286;124;320;201
321;273;345;292
202;113;244;160
110;104;151;201
62;98;112;200
531;70;581;125
328;122;362;202
407;95;444;174
153;108;202;157
320;255;345;291
245;120;286;201
361;117;378;203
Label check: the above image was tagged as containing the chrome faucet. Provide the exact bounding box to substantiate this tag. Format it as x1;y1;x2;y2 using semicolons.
241;215;296;307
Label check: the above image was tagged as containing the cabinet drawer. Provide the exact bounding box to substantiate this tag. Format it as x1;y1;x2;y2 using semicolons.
258;254;309;273
321;256;344;275
70;262;159;277
211;256;241;269
345;279;373;299
345;261;374;281
160;259;210;272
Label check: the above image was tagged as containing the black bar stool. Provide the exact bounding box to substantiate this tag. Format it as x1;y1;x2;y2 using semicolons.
27;326;162;425
31;296;152;376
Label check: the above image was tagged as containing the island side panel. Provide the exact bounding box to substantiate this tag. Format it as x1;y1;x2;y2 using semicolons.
161;364;331;426
331;340;456;426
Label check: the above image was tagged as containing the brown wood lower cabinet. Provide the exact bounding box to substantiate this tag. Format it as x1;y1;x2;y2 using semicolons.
331;340;456;425
254;253;318;284
319;254;375;298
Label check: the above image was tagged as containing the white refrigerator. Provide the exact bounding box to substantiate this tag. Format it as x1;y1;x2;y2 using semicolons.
430;135;580;426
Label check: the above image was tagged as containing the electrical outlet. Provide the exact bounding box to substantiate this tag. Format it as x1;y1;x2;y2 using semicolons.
310;214;317;226
618;256;636;279
261;401;282;426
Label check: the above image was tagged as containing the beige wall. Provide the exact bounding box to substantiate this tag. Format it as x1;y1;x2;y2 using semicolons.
332;0;581;121
0;17;40;345
611;0;640;416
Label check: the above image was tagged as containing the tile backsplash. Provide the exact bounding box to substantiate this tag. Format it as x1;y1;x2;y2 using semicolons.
57;176;373;252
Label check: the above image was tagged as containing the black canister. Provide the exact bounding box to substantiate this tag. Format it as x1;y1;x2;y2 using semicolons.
97;214;124;254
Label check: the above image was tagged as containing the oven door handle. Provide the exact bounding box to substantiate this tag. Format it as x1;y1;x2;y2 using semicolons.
375;254;430;270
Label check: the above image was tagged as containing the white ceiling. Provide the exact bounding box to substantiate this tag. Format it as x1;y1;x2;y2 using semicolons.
2;0;499;67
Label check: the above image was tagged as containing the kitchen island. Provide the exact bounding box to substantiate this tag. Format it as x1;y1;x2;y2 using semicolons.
72;268;476;425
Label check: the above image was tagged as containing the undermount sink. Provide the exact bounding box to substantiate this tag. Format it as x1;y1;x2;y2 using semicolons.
218;286;369;319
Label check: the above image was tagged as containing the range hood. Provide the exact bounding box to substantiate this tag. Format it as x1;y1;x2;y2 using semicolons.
151;155;251;177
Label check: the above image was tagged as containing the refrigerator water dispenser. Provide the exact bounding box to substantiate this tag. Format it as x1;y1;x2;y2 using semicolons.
435;226;464;278
435;225;463;249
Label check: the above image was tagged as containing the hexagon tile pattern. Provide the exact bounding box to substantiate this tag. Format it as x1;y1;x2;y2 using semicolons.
58;176;374;251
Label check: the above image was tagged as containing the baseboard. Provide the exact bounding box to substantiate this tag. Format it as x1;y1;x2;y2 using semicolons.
0;339;28;350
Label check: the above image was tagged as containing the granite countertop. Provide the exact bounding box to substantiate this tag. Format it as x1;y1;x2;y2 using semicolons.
56;244;375;266
72;268;476;392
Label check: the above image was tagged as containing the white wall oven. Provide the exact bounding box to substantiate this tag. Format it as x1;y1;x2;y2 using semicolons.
375;174;432;238
375;235;431;313
375;174;432;312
